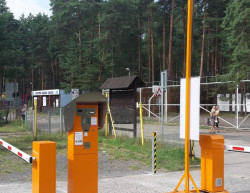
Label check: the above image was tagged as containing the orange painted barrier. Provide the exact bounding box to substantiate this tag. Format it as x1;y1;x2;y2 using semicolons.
32;141;56;193
199;134;229;193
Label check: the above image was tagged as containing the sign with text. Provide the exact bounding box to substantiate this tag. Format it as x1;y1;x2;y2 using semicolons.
32;89;59;96
180;77;200;141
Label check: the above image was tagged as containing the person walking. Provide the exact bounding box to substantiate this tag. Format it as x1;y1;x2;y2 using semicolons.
210;106;216;133
214;105;220;132
21;104;27;121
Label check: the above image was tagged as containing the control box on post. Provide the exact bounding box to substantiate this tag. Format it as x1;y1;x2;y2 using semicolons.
64;92;107;193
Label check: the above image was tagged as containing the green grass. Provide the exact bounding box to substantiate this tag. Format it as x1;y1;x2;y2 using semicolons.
98;131;200;171
2;132;67;151
0;121;200;173
140;118;179;126
0;151;31;175
200;125;210;130
0;120;28;133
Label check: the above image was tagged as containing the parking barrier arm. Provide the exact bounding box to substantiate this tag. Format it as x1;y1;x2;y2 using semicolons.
0;138;35;163
225;144;250;153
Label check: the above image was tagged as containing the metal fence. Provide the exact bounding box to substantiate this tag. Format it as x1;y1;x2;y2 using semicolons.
0;108;20;124
111;97;250;146
26;107;64;134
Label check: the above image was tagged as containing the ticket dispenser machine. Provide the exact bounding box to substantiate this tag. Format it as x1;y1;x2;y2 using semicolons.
64;92;107;193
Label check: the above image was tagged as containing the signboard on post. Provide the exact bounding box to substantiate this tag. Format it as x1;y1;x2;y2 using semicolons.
32;89;59;96
155;88;162;97
161;70;167;91
180;76;200;141
71;89;79;100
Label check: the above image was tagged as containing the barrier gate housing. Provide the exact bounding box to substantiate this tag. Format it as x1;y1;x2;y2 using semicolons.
64;92;106;193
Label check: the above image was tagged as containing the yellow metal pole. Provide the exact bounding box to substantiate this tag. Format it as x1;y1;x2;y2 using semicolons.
174;173;185;192
105;92;108;136
139;102;144;146
185;0;193;192
34;99;37;141
189;173;200;193
108;104;117;138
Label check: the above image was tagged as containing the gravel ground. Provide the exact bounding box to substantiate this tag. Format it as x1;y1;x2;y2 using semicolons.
0;124;250;193
0;150;152;183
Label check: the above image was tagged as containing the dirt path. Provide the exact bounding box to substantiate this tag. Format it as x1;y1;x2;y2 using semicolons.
0;149;152;183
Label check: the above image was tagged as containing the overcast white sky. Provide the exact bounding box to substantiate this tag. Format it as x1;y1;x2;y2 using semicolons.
6;0;52;19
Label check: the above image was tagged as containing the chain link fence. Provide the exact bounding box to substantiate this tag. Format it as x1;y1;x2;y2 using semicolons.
26;107;64;134
0;107;21;124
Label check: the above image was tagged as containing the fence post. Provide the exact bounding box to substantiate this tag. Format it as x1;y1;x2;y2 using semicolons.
60;108;63;134
139;102;144;146
34;100;37;141
48;110;51;133
236;84;239;130
152;132;157;174
33;109;35;132
25;107;27;126
105;92;108;136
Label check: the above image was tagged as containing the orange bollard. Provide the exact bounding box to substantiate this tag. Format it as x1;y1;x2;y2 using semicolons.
32;141;56;193
199;134;229;193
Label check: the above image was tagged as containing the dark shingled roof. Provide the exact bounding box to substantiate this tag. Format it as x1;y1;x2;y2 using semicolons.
100;75;145;89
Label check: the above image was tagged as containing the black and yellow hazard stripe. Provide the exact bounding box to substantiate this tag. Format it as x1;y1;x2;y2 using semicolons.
152;132;157;173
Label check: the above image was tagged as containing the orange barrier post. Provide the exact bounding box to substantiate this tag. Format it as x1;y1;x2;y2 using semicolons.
200;134;229;193
32;141;56;193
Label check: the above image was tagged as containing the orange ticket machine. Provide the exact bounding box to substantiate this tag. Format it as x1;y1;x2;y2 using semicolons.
64;92;107;193
199;134;229;193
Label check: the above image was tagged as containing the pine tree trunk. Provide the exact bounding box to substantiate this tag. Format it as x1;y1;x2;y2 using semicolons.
51;60;55;89
32;68;34;90
207;47;210;75
168;0;175;80
219;52;223;73
211;52;214;75
90;0;95;51
151;29;154;82
138;17;142;77
41;67;44;90
162;9;166;70
182;1;186;77
98;10;103;83
148;18;151;82
150;9;154;83
79;30;82;63
200;0;206;77
55;58;58;87
215;20;219;75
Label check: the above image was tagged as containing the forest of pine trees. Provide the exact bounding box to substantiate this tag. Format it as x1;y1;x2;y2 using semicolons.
0;0;249;95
